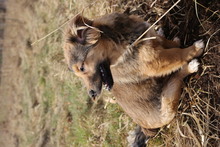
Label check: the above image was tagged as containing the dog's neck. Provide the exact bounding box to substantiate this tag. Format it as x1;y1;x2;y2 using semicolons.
110;39;146;84
110;22;150;65
96;16;153;83
103;21;150;64
109;22;157;83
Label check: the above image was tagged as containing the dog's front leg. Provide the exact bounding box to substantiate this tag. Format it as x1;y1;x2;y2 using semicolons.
141;40;204;77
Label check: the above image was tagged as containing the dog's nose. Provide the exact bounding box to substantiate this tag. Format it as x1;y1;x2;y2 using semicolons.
89;90;97;98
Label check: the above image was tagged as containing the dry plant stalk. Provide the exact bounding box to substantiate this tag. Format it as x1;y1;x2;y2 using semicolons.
31;0;99;46
131;0;181;47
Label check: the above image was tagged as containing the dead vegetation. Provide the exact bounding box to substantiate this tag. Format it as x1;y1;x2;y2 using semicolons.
1;0;219;146
112;0;220;146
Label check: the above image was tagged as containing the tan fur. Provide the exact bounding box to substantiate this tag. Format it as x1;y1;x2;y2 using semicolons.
63;13;204;137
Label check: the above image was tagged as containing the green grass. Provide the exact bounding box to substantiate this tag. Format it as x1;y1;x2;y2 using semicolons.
17;1;133;146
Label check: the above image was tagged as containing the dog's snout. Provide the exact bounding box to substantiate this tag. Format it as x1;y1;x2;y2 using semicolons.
89;90;97;98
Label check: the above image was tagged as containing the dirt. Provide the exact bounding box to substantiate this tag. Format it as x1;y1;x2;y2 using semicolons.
0;1;5;83
0;0;27;146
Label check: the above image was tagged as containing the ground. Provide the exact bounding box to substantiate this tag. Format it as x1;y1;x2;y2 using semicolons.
0;0;219;147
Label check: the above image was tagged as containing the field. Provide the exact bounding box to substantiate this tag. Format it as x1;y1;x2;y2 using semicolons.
0;0;219;147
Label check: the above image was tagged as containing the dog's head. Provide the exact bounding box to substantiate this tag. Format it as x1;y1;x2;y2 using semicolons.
63;14;122;99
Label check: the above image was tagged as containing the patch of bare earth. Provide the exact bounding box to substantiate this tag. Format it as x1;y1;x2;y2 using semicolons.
0;0;30;146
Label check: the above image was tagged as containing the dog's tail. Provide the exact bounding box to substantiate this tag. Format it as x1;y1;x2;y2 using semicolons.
127;126;158;147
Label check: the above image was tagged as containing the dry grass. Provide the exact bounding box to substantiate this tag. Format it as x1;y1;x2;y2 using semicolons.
3;0;134;146
1;0;219;147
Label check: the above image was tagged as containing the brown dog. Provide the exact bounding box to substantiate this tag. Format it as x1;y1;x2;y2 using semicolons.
63;13;204;146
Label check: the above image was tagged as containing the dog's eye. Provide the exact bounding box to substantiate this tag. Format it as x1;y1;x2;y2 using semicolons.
79;64;85;72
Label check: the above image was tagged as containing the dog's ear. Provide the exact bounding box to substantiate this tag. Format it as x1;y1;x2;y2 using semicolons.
67;15;100;45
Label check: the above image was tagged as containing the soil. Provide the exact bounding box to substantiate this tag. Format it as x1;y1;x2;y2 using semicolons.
0;0;27;146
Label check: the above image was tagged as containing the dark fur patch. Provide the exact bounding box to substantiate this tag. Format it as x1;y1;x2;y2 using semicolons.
98;25;123;44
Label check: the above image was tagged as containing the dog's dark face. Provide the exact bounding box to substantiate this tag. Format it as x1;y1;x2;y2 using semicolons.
63;15;119;98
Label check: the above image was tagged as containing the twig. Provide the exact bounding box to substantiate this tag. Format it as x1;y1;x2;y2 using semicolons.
194;0;206;31
204;29;220;53
150;0;158;8
176;120;189;138
131;0;181;47
183;113;205;146
31;1;98;46
134;37;157;45
186;124;202;147
31;20;69;46
193;0;220;18
82;16;103;33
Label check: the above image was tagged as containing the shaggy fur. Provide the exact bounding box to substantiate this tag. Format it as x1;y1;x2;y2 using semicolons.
63;13;204;146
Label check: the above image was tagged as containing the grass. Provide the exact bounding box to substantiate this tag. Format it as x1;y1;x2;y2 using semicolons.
4;0;219;146
16;1;134;146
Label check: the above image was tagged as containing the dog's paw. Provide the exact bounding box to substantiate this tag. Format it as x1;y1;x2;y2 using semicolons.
188;59;199;73
194;39;204;50
193;39;204;57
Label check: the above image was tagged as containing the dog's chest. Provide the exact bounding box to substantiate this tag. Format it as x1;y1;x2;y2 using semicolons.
110;43;155;83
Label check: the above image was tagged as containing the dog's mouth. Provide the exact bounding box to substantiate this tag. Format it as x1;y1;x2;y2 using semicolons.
99;61;114;91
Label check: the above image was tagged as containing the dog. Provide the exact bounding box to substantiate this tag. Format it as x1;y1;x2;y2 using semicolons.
63;13;204;146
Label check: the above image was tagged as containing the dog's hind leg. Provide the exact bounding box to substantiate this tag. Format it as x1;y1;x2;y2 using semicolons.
128;126;159;147
160;59;199;124
127;126;148;147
